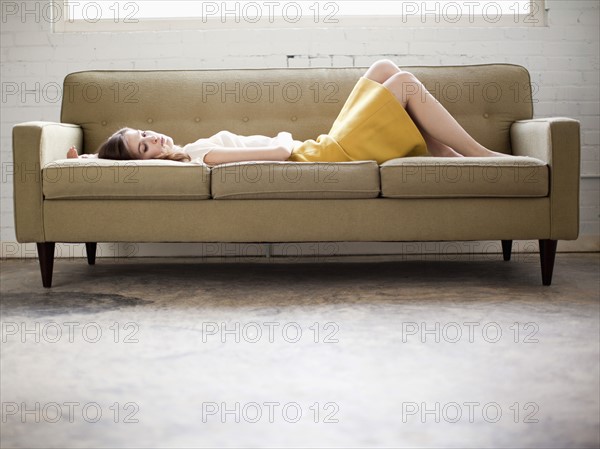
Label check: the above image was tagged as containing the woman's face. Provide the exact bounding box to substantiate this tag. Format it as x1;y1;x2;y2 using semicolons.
123;128;174;159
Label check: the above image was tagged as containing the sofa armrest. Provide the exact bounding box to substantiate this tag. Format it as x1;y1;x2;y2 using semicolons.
510;117;580;240
12;121;83;242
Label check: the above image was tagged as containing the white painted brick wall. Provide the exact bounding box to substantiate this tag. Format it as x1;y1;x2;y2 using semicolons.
1;0;598;258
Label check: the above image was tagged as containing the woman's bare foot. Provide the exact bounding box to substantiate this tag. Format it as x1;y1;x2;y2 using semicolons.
460;145;512;157
477;148;511;157
433;146;464;157
431;143;511;158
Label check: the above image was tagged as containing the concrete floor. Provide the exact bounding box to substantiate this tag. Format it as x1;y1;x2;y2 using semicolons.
1;253;599;448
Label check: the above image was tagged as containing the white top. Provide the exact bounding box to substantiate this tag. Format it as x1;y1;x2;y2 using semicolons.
70;130;301;164
183;130;300;165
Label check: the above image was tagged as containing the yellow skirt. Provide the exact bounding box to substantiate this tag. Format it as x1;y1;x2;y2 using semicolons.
288;76;429;164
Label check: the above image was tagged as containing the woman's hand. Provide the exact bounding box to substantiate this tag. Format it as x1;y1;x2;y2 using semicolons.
276;132;294;157
66;146;98;159
282;144;293;159
66;146;79;158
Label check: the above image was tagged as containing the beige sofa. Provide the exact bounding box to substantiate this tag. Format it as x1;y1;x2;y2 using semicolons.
12;64;580;287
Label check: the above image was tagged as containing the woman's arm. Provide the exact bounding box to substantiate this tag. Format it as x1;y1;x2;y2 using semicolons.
228;131;294;153
203;145;290;166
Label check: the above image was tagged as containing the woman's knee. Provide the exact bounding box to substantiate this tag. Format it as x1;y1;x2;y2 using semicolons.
366;59;401;84
374;58;399;70
387;71;421;96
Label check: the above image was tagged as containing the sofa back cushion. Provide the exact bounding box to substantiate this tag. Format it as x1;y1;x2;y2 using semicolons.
61;64;533;156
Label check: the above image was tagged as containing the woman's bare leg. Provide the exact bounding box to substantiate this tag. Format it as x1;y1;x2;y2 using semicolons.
383;71;509;157
420;128;464;157
363;60;508;157
364;60;462;157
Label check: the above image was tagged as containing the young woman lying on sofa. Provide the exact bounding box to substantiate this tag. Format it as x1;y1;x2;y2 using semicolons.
67;59;511;167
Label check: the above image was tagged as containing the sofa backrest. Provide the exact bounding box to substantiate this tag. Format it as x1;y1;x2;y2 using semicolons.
60;64;533;156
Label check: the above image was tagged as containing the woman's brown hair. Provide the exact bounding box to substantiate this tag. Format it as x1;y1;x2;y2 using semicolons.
97;127;191;162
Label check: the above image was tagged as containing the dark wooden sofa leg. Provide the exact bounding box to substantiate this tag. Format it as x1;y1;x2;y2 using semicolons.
85;242;97;265
501;240;512;261
539;239;558;286
36;242;56;288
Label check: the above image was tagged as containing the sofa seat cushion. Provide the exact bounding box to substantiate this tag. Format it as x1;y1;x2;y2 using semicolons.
380;155;548;198
210;160;380;199
42;159;210;200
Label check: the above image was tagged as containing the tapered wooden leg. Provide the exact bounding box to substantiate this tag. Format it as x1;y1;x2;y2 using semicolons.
85;242;97;265
539;239;558;286
501;240;512;261
36;242;56;288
